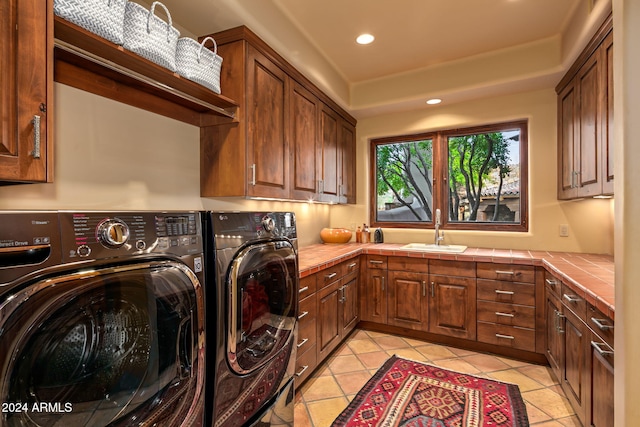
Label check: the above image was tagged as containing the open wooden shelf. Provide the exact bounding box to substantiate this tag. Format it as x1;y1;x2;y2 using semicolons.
53;17;238;126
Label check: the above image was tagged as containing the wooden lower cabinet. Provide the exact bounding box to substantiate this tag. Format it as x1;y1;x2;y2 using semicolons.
317;278;342;360
543;269;616;427
562;306;589;425
295;258;360;387
428;261;476;340
387;270;429;330
588;331;614;427
545;282;564;381
295;274;318;384
361;256;388;323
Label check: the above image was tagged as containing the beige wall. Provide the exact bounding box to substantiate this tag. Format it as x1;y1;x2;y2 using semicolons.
0;84;330;247
614;0;640;424
331;88;614;254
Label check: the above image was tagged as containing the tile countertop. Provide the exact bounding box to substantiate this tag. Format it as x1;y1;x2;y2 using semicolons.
297;243;615;321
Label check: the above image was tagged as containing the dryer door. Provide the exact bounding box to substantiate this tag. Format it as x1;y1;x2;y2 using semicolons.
0;260;205;427
227;239;297;375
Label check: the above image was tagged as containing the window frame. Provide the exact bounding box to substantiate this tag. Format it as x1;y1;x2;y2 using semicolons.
369;120;528;232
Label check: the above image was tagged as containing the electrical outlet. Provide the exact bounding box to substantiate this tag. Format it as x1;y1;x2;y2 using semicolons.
559;224;569;237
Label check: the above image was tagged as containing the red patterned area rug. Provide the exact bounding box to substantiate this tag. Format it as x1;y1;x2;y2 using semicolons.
331;355;529;427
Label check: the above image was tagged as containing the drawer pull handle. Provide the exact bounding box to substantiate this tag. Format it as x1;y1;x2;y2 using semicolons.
495;270;515;275
32;115;42;159
495;312;515;318
591;341;614;356
298;311;309;320
325;272;337;279
545;278;558;286
348;262;357;269
369;260;384;264
297;338;309;348
295;365;309;377
591;317;614;331
298;286;309;294
495;290;515;295
563;294;581;303
495;333;515;340
249;163;256;186
555;310;566;334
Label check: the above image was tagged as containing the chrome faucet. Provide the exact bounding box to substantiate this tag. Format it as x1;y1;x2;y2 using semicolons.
434;208;444;246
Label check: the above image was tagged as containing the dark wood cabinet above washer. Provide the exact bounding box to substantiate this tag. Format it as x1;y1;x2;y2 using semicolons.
199;26;357;202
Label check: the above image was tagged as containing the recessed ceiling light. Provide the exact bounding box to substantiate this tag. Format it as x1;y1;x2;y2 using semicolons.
426;98;442;105
356;34;375;45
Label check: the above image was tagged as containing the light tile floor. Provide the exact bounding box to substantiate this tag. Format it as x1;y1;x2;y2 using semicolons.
294;329;579;427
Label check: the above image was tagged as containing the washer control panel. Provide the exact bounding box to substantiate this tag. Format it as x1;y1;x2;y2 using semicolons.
59;211;202;261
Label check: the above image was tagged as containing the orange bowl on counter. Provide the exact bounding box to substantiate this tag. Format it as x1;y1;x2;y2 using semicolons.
320;228;352;244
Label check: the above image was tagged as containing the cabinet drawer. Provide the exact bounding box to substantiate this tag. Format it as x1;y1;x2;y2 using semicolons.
366;255;387;269
477;321;536;352
295;344;317;386
388;256;428;273
343;258;360;281
297;316;316;354
477;279;535;306
298;293;317;324
477;301;535;328
544;270;561;296
561;283;587;321
299;274;317;299
317;265;343;289
477;263;535;283
429;260;475;277
587;303;614;348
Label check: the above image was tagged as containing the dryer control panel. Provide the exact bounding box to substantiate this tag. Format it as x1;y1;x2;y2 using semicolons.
59;211;202;262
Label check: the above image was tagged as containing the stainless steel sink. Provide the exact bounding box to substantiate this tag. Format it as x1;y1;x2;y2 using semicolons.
400;243;467;253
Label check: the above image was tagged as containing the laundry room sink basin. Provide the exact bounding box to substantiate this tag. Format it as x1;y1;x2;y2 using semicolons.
400;243;467;253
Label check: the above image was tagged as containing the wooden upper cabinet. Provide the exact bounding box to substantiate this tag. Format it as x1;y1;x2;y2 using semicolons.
1;0;52;183
556;13;612;200
201;26;357;203
246;45;289;199
601;31;614;195
319;104;339;203
339;119;356;204
290;82;320;200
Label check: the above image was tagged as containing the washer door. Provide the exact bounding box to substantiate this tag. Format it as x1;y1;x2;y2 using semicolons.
0;261;204;427
227;240;297;375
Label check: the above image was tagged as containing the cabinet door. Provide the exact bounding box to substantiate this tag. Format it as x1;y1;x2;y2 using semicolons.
338;119;356;204
317;280;341;361
545;287;564;381
318;104;339;202
600;31;614;195
361;269;387;323
246;45;289;198
388;271;428;331
562;307;589;425
588;333;614;427
576;53;601;197
290;82;321;200
428;274;476;340
0;0;51;182
557;82;578;199
341;275;359;336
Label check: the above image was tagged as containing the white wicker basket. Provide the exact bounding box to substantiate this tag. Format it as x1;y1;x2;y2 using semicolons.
122;1;180;72
54;0;127;45
175;37;223;94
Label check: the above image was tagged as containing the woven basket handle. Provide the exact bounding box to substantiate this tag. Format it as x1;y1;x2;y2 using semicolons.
198;36;218;67
148;1;173;42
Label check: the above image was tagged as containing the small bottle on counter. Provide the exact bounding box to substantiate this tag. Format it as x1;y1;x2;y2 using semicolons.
362;224;370;243
356;226;362;243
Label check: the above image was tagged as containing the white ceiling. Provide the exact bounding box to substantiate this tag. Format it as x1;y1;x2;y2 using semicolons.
155;0;606;116
159;0;579;83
